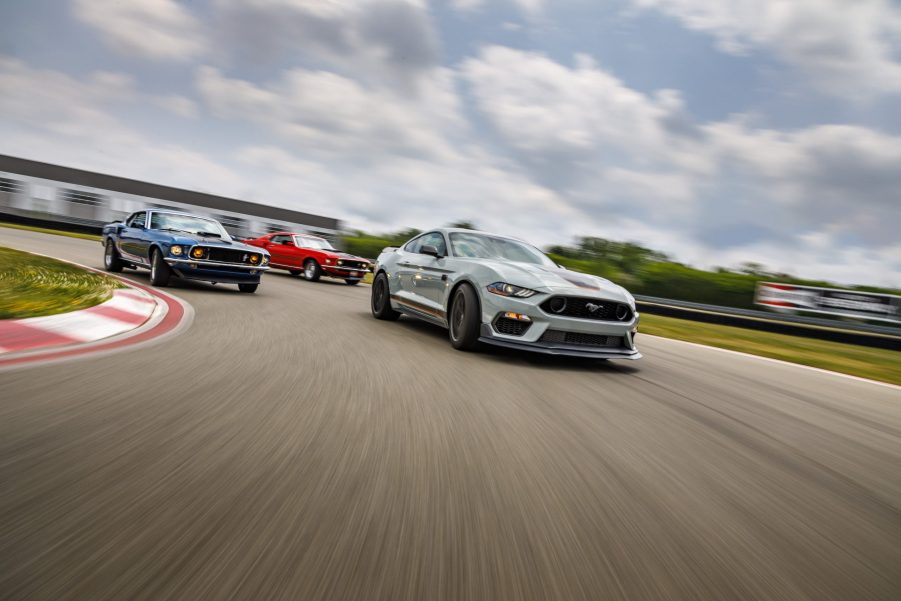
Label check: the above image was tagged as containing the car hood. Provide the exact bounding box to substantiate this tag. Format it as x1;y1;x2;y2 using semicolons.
323;251;368;261
171;236;267;254
475;259;633;305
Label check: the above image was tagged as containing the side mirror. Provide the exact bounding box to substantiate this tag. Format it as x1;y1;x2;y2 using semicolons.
421;244;443;258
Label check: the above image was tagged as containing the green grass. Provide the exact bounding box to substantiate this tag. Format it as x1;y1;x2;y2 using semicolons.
639;313;901;386
0;221;101;241
0;247;123;319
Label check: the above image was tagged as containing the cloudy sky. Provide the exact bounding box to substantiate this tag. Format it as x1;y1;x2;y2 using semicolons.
1;0;900;286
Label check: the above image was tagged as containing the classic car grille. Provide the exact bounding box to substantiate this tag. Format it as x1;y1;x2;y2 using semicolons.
540;330;625;348
338;259;368;270
539;296;632;321
493;317;532;336
198;247;259;264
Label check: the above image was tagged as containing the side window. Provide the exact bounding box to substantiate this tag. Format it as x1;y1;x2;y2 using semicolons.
128;212;146;228
403;236;423;253
418;232;447;256
294;237;310;248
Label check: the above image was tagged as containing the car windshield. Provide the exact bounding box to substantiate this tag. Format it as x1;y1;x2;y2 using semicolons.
150;212;231;240
298;236;335;251
449;232;557;267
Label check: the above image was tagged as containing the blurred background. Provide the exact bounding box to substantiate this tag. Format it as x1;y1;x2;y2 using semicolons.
1;0;899;289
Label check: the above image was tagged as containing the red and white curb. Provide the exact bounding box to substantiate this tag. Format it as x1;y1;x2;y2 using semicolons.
0;272;193;371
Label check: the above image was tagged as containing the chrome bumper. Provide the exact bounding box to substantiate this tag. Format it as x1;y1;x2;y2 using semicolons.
165;258;270;271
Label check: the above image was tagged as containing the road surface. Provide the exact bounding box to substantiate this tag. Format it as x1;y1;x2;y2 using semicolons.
2;228;900;600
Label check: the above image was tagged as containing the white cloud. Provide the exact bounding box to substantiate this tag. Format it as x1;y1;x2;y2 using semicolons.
630;0;901;98
153;95;198;118
461;46;901;284
196;65;465;162
73;0;206;61
0;56;241;193
451;0;544;17
211;0;438;88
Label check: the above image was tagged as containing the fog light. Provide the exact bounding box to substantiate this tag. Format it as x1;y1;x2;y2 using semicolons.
503;312;531;322
191;247;205;259
170;245;183;256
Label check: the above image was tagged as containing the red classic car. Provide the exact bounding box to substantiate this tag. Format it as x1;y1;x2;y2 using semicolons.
245;232;370;285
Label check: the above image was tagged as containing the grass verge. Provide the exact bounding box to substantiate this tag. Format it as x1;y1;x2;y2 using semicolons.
639;313;900;386
0;247;123;319
1;221;101;241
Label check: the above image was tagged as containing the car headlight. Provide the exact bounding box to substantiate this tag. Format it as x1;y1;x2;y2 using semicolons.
248;254;260;265
261;255;270;265
191;247;205;259
337;259;344;266
325;258;334;264
487;282;538;298
170;245;184;256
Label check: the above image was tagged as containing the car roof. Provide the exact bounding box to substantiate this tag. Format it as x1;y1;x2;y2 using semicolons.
147;209;216;219
271;231;321;239
428;227;531;245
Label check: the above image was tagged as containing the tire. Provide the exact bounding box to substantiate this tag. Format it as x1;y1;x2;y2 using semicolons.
238;283;258;293
103;239;124;272
345;278;360;286
448;283;481;351
289;269;302;277
149;248;171;287
371;272;400;321
303;259;321;282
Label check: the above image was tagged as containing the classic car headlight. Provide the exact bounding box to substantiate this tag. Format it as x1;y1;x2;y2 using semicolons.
261;255;270;265
337;259;344;266
170;245;184;256
191;247;206;259
325;258;334;265
248;254;261;265
487;282;538;298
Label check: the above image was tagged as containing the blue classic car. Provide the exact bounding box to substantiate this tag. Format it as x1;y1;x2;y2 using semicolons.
102;210;270;293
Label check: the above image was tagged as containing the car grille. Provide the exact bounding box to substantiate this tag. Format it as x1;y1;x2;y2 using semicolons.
540;330;625;348
197;247;259;264
338;259;368;270
493;317;532;336
539;296;632;321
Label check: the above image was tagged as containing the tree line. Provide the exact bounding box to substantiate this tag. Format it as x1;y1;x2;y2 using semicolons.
341;224;899;311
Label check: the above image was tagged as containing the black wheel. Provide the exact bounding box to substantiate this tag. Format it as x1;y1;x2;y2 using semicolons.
345;278;360;286
449;283;481;351
103;239;124;272
304;259;321;282
238;283;258;293
149;248;171;287
371;272;400;321
289;269;302;277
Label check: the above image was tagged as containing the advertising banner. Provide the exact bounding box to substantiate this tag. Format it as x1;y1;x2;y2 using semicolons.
755;282;901;323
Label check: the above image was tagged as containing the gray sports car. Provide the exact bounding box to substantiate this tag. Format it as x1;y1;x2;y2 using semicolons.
371;228;641;360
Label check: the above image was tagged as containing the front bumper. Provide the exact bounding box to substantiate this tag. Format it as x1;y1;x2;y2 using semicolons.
165;258;267;284
478;290;641;360
322;265;367;278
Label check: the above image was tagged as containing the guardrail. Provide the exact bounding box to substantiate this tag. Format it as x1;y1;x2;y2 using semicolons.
636;295;901;350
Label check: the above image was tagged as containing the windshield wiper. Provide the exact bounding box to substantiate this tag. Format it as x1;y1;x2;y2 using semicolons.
159;228;194;235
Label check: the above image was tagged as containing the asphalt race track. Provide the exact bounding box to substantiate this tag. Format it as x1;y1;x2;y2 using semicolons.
2;228;900;601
